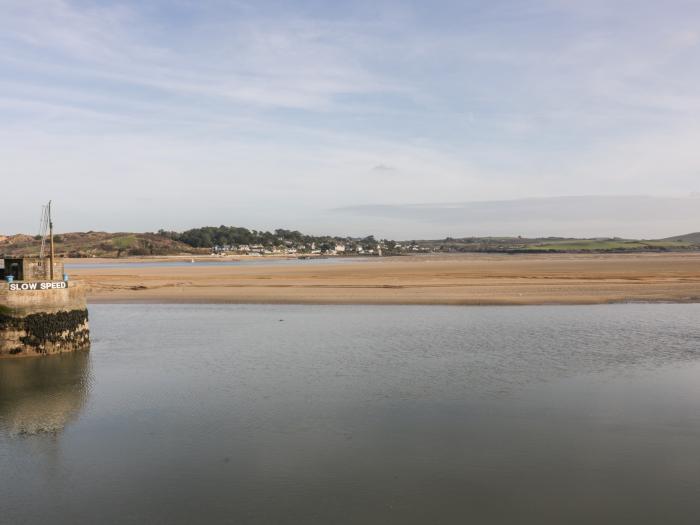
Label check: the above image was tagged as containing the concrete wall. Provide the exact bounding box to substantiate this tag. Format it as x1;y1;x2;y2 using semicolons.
0;281;86;316
0;282;90;358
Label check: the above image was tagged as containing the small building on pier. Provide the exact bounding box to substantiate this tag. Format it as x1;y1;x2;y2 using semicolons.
0;257;64;282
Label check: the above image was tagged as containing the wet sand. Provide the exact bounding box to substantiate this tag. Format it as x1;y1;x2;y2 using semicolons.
68;253;700;305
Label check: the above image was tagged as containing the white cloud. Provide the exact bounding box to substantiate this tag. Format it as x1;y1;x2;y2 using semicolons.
0;0;400;111
334;195;700;239
0;1;699;236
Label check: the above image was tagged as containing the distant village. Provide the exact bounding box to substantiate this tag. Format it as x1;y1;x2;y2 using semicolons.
208;239;429;257
156;226;432;257
208;241;429;257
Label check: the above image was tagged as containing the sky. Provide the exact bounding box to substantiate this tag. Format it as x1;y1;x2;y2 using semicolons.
1;0;700;239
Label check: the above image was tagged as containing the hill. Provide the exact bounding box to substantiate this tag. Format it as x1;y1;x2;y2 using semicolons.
2;226;699;258
0;231;199;258
0;226;378;258
412;236;697;253
661;232;700;244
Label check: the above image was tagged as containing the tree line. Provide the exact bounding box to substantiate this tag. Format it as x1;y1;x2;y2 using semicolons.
157;226;380;250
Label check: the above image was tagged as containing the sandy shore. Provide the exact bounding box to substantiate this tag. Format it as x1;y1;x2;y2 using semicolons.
66;253;700;305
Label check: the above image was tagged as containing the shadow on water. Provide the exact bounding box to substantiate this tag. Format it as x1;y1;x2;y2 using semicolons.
0;350;92;437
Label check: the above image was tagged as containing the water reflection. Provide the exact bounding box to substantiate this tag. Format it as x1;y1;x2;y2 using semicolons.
3;305;700;524
0;351;91;436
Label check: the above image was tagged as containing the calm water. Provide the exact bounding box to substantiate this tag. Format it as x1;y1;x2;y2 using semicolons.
1;304;700;524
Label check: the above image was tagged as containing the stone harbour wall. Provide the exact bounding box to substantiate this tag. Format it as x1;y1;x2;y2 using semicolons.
0;281;87;316
0;283;90;358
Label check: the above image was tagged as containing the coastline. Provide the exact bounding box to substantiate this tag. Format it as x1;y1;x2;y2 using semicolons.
68;252;700;306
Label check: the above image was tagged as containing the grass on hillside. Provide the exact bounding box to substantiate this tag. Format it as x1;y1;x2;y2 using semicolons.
0;232;198;258
524;240;693;251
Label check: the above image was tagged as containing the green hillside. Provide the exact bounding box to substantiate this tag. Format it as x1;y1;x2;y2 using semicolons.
2;227;699;258
0;231;199;258
522;239;695;252
661;232;700;244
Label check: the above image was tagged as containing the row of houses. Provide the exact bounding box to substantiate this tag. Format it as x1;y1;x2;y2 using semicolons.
211;240;431;256
212;243;347;256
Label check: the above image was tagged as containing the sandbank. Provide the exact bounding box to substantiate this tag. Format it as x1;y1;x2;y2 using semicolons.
66;253;700;306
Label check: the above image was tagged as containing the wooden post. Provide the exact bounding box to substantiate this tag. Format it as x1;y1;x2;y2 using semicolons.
49;201;55;281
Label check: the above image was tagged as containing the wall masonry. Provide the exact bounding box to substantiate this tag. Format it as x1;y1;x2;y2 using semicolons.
0;282;90;358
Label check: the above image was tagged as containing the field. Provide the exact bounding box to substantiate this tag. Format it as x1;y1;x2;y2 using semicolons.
417;237;697;253
522;239;694;251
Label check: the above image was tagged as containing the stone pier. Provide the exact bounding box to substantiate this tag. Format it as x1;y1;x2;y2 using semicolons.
0;282;90;358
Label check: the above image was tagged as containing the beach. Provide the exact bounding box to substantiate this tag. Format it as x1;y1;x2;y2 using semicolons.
68;252;700;305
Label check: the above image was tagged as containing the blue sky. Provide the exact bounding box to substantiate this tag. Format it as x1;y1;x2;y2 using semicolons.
2;0;699;237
